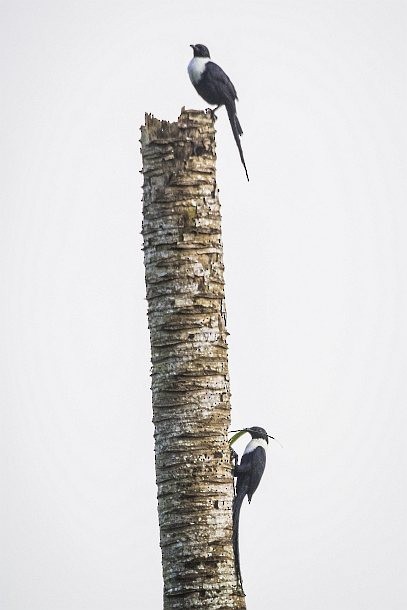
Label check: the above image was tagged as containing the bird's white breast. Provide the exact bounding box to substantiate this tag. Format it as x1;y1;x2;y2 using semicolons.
243;438;268;455
188;57;210;85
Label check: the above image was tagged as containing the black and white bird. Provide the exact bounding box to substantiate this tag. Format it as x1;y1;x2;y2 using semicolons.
187;43;249;181
232;426;273;585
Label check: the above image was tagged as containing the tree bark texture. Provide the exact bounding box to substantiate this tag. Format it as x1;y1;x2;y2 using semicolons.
141;109;246;610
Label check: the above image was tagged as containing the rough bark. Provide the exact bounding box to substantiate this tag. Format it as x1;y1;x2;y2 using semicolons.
141;109;246;609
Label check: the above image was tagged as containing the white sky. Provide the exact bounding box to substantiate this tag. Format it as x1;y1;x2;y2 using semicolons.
1;1;406;609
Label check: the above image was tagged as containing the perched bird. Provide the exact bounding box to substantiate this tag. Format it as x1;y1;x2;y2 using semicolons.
232;426;273;585
187;43;249;181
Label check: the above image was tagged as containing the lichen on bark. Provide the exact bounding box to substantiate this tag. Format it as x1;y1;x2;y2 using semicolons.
141;109;246;609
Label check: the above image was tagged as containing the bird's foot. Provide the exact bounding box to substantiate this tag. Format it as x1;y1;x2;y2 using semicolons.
206;107;218;120
230;448;238;471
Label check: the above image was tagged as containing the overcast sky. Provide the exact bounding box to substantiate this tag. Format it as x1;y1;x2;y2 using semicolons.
1;1;406;609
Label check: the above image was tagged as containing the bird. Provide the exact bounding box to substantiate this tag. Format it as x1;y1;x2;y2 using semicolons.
187;43;249;181
231;426;273;586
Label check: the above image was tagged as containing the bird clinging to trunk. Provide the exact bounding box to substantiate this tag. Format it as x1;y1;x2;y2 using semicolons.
231;426;273;586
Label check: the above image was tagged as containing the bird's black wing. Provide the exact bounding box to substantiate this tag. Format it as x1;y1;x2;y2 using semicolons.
198;61;238;105
235;452;252;498
247;446;266;503
193;59;249;180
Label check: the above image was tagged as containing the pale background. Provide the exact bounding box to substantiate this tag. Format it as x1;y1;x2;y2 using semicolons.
1;1;406;608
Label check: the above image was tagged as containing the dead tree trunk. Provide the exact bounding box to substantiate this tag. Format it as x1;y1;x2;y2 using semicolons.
141;109;246;609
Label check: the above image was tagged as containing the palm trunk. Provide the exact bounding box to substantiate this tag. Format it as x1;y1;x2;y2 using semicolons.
141;109;246;609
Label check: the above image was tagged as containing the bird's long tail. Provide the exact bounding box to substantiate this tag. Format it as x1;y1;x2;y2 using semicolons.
226;104;249;182
232;492;245;586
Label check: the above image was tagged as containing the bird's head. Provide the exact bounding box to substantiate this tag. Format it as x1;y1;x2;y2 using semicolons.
245;426;273;442
190;44;211;58
230;426;281;448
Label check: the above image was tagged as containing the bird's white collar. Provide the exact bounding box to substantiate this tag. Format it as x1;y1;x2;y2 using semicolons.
188;56;210;84
243;438;268;454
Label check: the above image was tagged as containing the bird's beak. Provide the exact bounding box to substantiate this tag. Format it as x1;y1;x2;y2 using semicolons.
190;44;195;50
